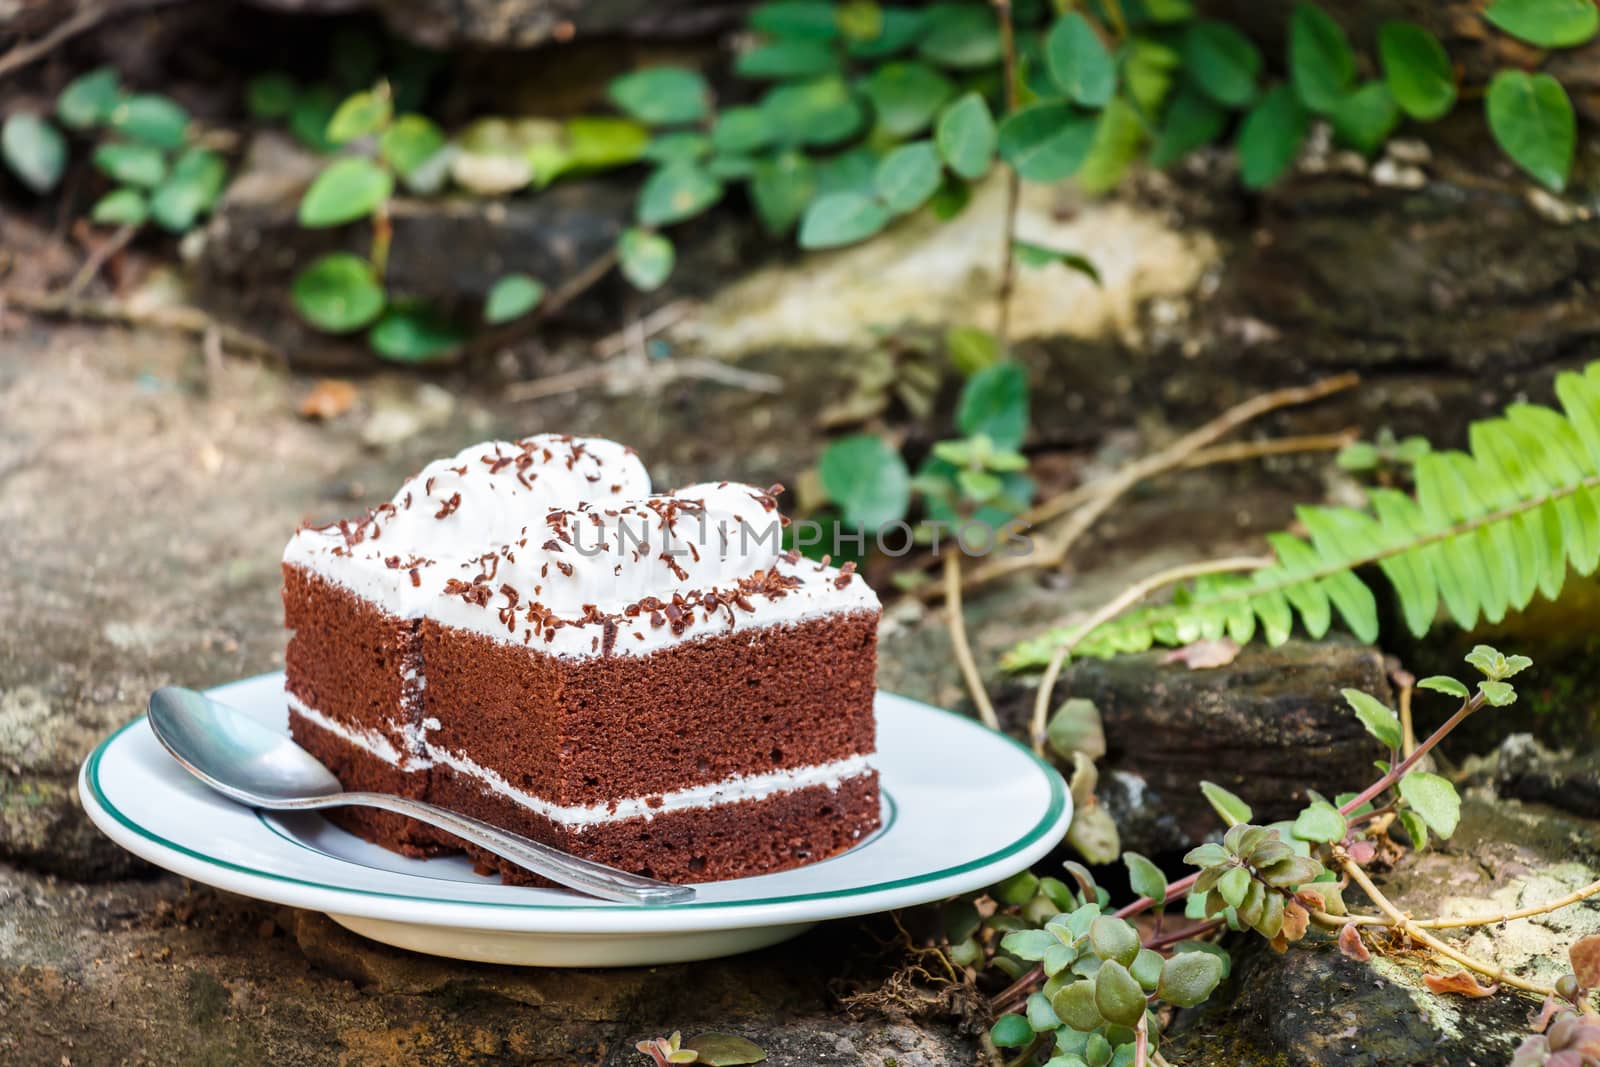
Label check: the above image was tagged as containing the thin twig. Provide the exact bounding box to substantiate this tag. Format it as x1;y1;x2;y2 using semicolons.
945;552;1000;731
951;374;1360;595
1328;877;1600;932
1339;695;1482;816
1029;555;1271;753
1;288;282;362
0;0;187;79
1133;1016;1149;1067
1340;855;1555;998
469;247;619;357
591;299;696;360
504;354;783;402
64;223;138;299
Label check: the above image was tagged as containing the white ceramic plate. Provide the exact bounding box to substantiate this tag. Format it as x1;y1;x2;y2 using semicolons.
80;672;1070;967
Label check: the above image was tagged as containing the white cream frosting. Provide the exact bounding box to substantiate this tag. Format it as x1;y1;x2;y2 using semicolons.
288;694;873;831
284;434;878;657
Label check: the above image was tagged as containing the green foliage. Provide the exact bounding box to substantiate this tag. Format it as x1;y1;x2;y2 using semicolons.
1183;21;1262;108
681;1032;767;1065
150;147;226;232
93;141;166;187
957;361;1028;450
935;93;997;181
2;113;67;194
298;156;393;227
110;94;189;149
1005;363;1600;670
58;67;122;130
799;191;890;249
379;114;446;177
327;83;393;144
368;302;464;362
1486;71;1575;192
817;433;912;530
91;187;148;225
1343;688;1402;750
1399;772;1461;839
484;273;545;324
608;67;712;126
874;141;942;214
1236;86;1308;189
1046;14;1116;108
618;228;676;291
1483;0;1600;48
1378;22;1457;122
1288;3;1356;113
1199;781;1251;826
637;161;722;226
291;253;386;332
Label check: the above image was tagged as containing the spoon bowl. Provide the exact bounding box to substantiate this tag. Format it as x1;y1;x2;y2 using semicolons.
147;686;694;905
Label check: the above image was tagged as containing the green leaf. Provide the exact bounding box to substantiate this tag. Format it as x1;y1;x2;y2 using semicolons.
1046;13;1117;108
1013;241;1101;284
1486;70;1574;192
1047;697;1105;760
762;77;866;146
1291;800;1348;843
566;116;650;170
1484;0;1600;48
1093;961;1146;1026
957;362;1028;449
1123;852;1169;906
618;227;676;291
751;0;838;39
109;94;189;150
608;67;711;125
1342;688;1402;750
379;114;445;176
847;7;925;58
798;190;890;249
935;92;996;181
91;187;148;226
874;140;942;213
245;73;298;120
919;3;1001;69
1051;979;1104;1033
299;157;393;227
644;132;712;165
1398;771;1460;839
946;324;1001;376
1418;675;1470;698
736;38;838;79
1089;916;1141;966
1328;82;1400;155
149;147;226;232
1216;866;1251;908
2;113;67;194
1151;83;1227;167
1158;950;1224;1007
1398;808;1430;851
1002;928;1061;961
368;302;464;363
1074;96;1146;195
57;66;122;129
711;107;774;154
1237;85;1308;189
998;103;1097;182
637;162;723;226
291;253;385;332
992;869;1041;905
326;85;392;144
989;1013;1034;1049
484;273;545;324
1182;21;1262;108
1027;991;1062;1033
92;141;166;187
1288;3;1356;113
818;433;912;529
751;150;818;234
289;85;338;153
1477;679;1518;706
1378;22;1457;121
864;61;955;138
1199;781;1252;826
683;1033;767;1065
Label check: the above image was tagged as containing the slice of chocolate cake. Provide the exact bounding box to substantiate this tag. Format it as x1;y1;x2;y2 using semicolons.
282;435;881;885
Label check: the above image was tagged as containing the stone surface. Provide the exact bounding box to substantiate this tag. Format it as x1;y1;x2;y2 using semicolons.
999;639;1395;857
1165;792;1600;1066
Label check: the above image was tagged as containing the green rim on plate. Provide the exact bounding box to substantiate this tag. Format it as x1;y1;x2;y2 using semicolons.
85;685;1068;912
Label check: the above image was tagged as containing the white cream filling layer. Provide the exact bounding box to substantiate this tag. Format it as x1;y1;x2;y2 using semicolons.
287;695;873;831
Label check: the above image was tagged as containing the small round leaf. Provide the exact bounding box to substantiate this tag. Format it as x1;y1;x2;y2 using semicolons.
637;161;722;226
1378;22;1456;121
109;94;189;149
608;67;711;125
1159;950;1224;1007
934;92;996;181
291;253;385;332
369;302;464;363
2;113;67;194
797;191;890;249
57;66;122;129
484;273;546;324
1486;70;1574;191
1093;961;1146;1026
618;228;676;291
91;187;148;226
874;140;942;214
817;433;911;529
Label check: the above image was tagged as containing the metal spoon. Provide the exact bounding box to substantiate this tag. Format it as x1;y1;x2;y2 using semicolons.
147;686;694;906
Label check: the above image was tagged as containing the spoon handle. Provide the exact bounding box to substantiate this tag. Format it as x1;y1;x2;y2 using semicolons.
310;792;695;905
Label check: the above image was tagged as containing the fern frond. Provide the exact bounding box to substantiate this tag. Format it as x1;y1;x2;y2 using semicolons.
1003;364;1600;671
